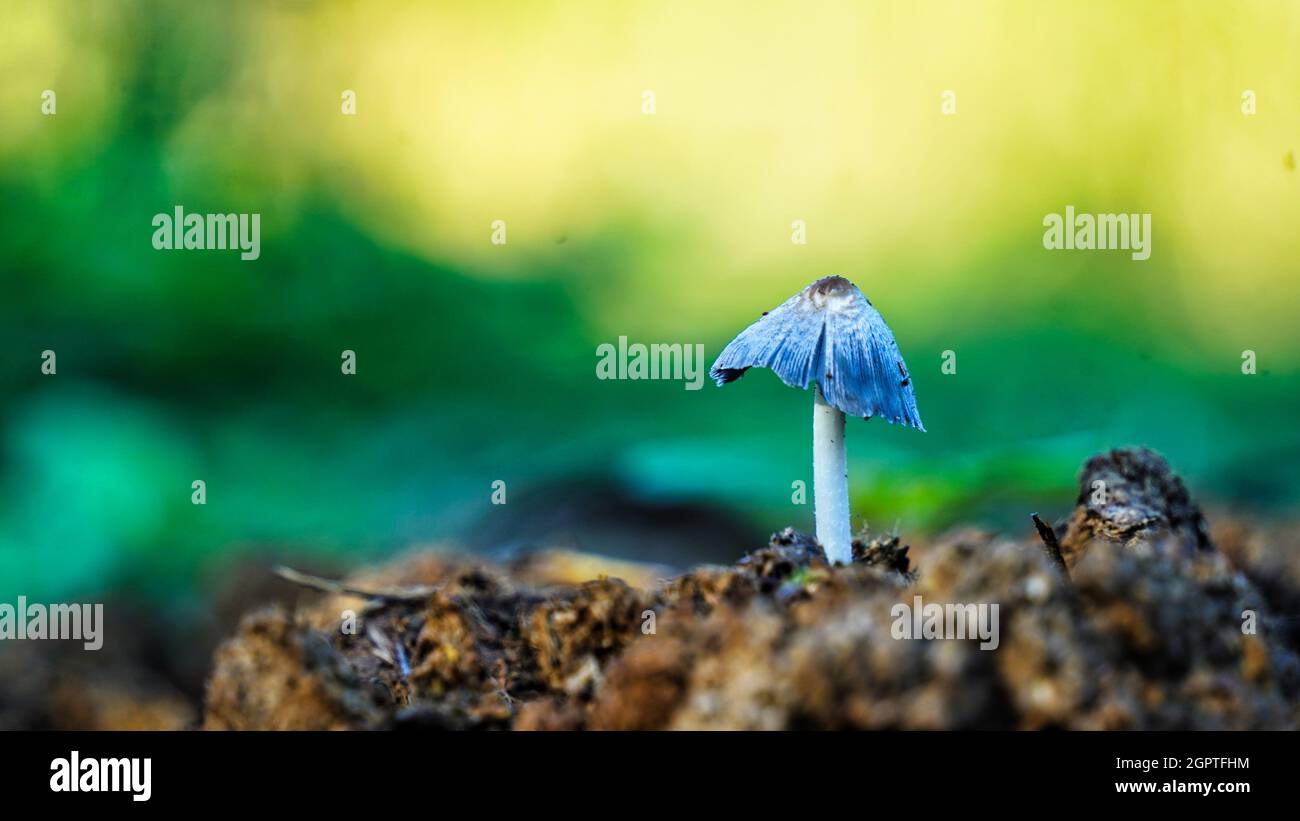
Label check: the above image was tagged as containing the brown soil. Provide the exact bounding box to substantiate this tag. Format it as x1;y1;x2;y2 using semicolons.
200;448;1300;730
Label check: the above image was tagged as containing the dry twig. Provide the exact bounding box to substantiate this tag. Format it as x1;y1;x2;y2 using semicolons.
1030;513;1070;578
273;565;437;602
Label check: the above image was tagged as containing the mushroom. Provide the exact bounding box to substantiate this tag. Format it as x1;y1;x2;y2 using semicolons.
710;275;924;565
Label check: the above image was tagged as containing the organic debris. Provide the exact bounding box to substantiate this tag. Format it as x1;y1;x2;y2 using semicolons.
202;449;1300;730
1057;447;1213;567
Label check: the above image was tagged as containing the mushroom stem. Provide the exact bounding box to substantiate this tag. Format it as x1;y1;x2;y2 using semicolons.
813;384;853;564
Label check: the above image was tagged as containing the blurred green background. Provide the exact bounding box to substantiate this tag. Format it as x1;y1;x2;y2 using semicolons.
2;0;1298;603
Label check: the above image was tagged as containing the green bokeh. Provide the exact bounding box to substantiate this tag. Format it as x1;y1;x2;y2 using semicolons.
2;1;1298;601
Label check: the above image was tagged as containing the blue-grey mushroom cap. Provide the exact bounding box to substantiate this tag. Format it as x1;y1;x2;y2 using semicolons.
710;275;924;431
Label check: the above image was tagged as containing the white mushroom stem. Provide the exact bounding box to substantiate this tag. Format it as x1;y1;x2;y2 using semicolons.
813;384;853;564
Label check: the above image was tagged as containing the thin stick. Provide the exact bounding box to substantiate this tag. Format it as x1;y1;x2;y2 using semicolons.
273;565;436;602
1030;514;1070;578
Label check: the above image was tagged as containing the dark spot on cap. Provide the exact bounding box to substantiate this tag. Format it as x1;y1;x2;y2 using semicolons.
810;275;853;296
901;378;910;387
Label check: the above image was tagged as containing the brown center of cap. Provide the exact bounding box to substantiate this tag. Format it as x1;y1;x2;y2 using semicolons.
810;275;853;296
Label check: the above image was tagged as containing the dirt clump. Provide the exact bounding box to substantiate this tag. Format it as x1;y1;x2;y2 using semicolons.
202;448;1300;730
1057;447;1213;567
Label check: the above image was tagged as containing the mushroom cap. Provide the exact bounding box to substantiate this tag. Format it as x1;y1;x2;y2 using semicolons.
710;275;924;430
